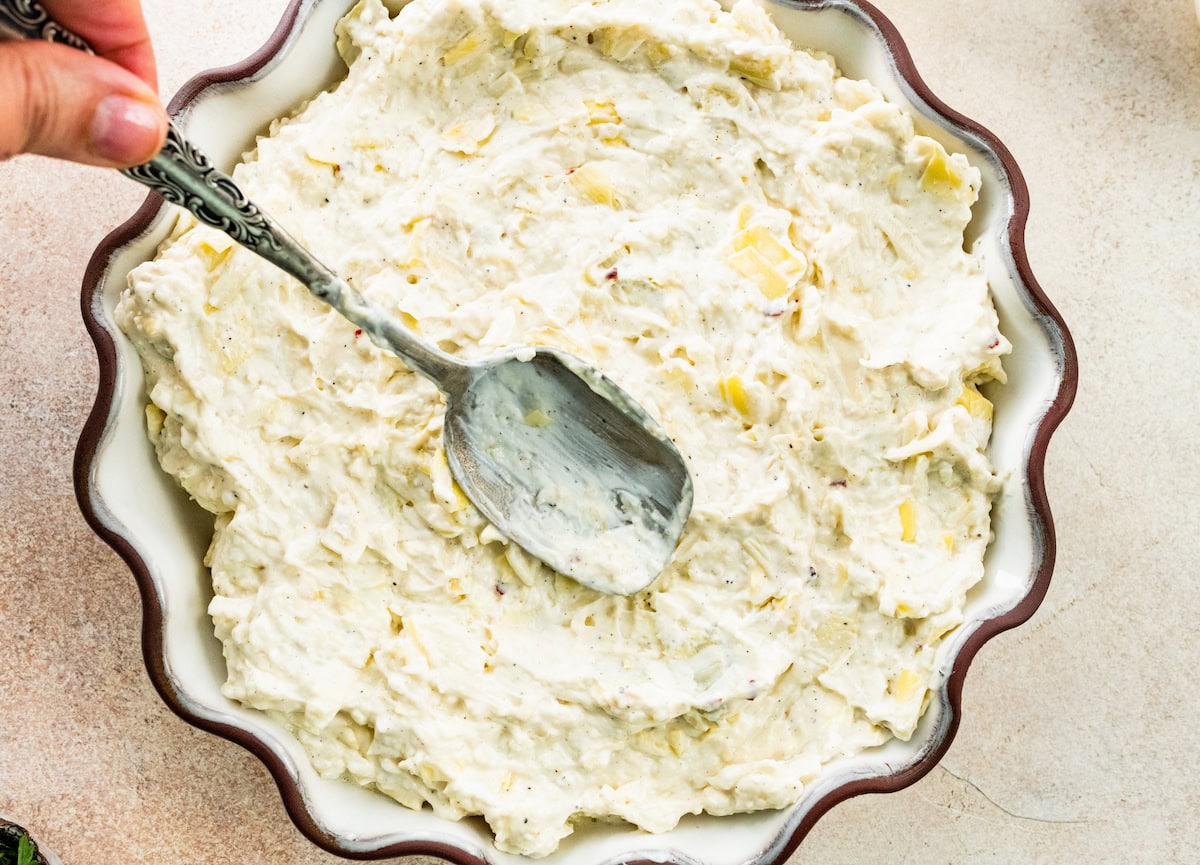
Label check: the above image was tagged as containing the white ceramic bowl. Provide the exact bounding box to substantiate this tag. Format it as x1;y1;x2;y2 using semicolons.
76;1;1077;862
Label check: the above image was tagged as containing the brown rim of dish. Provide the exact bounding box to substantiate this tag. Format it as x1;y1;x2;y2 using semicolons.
73;0;1079;861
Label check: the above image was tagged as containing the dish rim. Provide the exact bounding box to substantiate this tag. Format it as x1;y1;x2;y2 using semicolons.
73;0;1079;861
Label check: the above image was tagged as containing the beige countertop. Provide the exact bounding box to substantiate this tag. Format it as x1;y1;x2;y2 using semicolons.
1;1;1197;862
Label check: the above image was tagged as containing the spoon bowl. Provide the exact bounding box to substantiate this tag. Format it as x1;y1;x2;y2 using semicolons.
445;348;693;594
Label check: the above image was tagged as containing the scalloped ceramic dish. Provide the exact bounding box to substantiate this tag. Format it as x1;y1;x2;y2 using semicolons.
75;1;1077;862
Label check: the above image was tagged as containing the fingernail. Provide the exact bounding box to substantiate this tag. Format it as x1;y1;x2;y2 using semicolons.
91;95;164;165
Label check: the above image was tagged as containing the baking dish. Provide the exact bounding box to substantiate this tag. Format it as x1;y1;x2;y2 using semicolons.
75;1;1078;861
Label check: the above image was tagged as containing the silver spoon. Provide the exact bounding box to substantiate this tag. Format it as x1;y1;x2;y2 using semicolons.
1;0;693;594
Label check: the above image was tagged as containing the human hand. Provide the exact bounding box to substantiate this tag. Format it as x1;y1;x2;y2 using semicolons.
0;0;168;167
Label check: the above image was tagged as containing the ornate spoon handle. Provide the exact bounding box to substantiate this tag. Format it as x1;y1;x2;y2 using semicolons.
0;0;87;48
120;126;329;284
128;130;461;382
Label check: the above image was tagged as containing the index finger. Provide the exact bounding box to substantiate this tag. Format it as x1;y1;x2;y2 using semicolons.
42;0;158;90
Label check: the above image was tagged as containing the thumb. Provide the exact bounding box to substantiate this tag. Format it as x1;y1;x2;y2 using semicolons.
0;41;168;167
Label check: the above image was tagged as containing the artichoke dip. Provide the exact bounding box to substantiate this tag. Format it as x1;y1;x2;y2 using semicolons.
117;0;1010;856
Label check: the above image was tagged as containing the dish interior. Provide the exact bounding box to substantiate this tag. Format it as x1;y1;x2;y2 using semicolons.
83;0;1065;861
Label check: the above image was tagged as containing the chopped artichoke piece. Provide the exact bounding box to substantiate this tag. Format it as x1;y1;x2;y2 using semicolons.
728;55;776;87
889;668;922;702
431;448;470;512
728;245;790;299
728;224;807;299
917;138;964;195
145;403;165;439
899;500;917;542
441;112;497;155
569;163;619;207
584;100;621;126
718;375;751;416
956;383;994;420
594;27;645;62
443;29;486;66
198;239;234;269
734;225;803;270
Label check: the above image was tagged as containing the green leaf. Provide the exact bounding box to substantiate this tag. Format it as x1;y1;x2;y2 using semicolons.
16;835;34;865
0;833;34;865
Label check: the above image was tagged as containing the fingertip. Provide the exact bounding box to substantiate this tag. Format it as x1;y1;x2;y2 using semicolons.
89;93;167;167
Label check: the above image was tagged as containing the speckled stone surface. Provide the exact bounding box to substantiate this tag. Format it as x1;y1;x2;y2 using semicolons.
0;1;1197;863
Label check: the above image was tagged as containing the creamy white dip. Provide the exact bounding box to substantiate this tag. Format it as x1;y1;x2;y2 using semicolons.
118;0;1009;855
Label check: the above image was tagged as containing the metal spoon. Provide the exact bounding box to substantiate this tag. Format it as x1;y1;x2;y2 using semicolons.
1;0;693;594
